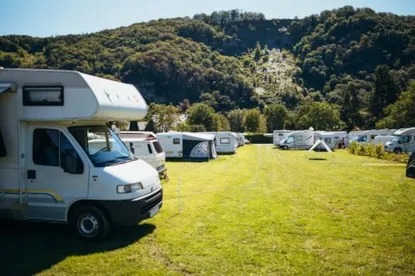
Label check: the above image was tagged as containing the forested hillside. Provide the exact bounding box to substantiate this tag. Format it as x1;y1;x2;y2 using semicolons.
1;6;414;131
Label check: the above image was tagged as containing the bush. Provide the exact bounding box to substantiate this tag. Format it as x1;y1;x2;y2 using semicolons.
348;142;409;163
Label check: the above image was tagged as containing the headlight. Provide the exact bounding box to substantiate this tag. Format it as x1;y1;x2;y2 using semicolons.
117;182;143;193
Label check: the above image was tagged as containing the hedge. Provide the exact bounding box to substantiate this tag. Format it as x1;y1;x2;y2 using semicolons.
348;142;409;163
244;134;273;144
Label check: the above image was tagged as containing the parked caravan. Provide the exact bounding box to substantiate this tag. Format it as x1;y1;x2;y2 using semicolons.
157;132;217;161
352;129;396;145
385;128;415;153
0;68;162;240
273;130;292;146
279;130;314;150
313;131;340;150
203;132;238;154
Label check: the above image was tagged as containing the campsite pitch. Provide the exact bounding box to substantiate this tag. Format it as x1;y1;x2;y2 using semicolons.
1;145;414;275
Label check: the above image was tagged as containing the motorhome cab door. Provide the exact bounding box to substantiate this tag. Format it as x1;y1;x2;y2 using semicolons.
25;125;89;221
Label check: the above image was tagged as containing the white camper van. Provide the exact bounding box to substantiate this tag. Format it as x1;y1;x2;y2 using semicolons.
352;129;396;145
371;135;393;146
0;68;163;240
273;130;292;146
385;128;415;153
279;130;314;150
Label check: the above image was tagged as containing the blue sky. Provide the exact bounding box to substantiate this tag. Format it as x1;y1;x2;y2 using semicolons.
1;0;414;37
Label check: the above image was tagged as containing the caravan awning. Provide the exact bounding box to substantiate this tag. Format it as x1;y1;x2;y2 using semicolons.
0;83;17;94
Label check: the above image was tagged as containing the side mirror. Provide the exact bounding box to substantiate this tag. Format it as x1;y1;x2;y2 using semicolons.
62;149;83;174
130;142;135;154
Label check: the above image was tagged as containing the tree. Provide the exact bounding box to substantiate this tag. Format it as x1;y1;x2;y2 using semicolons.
227;109;246;132
296;102;345;130
340;82;362;130
254;41;262;61
264;104;289;132
244;109;263;133
212;114;230;131
187;103;215;130
370;65;401;120
377;81;415;128
149;104;179;132
145;118;157;132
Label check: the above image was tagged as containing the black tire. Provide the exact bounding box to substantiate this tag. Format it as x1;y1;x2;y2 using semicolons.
394;148;402;154
283;146;288;150
70;205;110;241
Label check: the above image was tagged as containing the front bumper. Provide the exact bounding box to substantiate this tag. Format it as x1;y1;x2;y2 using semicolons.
100;187;163;227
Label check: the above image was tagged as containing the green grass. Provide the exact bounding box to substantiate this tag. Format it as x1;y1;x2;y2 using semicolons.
1;146;414;275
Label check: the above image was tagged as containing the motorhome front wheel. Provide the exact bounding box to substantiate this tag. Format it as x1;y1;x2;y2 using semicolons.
71;205;110;241
394;148;402;154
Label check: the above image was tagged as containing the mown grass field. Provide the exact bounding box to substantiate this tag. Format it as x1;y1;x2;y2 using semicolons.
1;145;414;275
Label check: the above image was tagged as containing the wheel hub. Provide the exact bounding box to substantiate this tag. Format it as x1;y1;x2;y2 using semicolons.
79;213;99;235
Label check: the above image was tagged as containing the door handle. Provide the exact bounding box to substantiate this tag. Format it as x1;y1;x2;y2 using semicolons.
27;170;36;180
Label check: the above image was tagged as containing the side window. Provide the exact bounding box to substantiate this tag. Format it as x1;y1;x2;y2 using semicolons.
325;138;332;144
360;136;367;142
33;129;59;166
0;128;6;157
278;133;284;136
403;135;411;143
173;138;180;145
220;138;230;144
147;144;153;154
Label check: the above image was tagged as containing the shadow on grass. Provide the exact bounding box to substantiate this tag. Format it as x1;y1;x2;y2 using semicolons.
308;157;328;161
0;220;155;276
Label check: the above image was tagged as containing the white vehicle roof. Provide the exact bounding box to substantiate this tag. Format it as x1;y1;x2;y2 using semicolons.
394;127;415;135
0;68;147;122
157;132;215;141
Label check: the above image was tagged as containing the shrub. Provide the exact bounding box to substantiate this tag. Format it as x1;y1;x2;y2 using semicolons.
348;142;409;163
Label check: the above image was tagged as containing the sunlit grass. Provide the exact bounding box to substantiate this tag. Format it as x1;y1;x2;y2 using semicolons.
2;146;414;275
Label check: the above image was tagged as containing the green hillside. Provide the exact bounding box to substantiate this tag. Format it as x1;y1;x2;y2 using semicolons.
1;6;414;129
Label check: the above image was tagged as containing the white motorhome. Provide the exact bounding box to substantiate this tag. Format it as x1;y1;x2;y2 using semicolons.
279;130;314;150
371;135;393;146
0;68;162;240
157;132;217;161
273;130;292;146
352;129;396;145
385;128;415;153
203;132;238;154
345;130;366;147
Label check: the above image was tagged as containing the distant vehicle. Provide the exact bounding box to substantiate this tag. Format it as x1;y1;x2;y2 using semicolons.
203;132;238;154
385;128;415;153
108;131;167;178
273;130;292;146
157;132;217;161
371;135;393;146
0;68;162;240
345;130;366;147
351;129;396;145
406;151;415;178
313;131;341;150
279;130;314;150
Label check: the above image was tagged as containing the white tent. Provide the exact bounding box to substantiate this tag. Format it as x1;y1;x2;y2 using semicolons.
306;139;333;161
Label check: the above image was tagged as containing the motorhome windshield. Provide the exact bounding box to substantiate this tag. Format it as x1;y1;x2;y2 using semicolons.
391;135;401;142
69;126;135;167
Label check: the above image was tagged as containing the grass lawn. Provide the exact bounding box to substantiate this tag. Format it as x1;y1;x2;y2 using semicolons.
1;145;414;275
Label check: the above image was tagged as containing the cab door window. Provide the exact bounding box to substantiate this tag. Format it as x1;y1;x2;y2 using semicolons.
33;129;83;174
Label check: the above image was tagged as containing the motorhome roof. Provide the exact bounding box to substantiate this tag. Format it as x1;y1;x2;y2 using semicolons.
0;68;147;122
394;127;415;135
